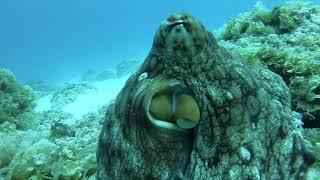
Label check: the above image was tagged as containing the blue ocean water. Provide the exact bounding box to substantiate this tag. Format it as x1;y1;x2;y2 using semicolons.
0;0;319;83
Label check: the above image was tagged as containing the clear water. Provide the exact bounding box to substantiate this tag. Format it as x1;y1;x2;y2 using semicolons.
1;1;319;179
1;0;318;83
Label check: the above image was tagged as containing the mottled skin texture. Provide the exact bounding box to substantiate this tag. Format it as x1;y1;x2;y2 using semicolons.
97;13;308;179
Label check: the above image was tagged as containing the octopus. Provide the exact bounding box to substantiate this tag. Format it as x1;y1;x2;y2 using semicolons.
96;13;311;179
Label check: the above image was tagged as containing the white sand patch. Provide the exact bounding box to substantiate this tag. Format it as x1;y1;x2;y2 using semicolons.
35;94;53;112
34;75;130;119
62;76;129;119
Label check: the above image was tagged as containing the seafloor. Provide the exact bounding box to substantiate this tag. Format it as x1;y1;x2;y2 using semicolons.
0;1;319;179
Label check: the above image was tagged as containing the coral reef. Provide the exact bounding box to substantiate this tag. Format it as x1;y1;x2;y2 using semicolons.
115;59;142;78
0;109;103;179
0;130;44;177
8;139;59;179
304;128;320;179
50;122;76;138
0;68;36;129
26;80;58;97
0;134;18;169
290;75;320;127
50;83;95;110
218;1;320;127
97;13;309;179
0;74;108;179
81;69;115;82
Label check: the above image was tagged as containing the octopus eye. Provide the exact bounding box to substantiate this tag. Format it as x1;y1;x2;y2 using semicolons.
149;93;173;122
175;94;200;129
147;86;200;131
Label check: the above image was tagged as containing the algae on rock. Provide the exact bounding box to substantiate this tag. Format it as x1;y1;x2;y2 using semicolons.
50;83;95;110
0;69;103;179
218;1;320;127
304;128;320;179
0;68;37;129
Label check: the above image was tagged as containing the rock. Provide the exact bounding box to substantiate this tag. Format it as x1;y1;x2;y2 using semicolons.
26;80;58;97
0;68;36;118
50;83;94;109
290;75;320;127
7;139;58;180
0;68;36;127
81;69;115;82
304;128;320;179
218;1;320;127
95;70;115;81
115;59;141;78
50;122;75;138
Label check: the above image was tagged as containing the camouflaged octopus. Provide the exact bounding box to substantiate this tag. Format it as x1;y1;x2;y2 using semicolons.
97;13;309;179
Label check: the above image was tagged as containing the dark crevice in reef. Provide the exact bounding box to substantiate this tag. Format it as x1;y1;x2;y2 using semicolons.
303;118;320;128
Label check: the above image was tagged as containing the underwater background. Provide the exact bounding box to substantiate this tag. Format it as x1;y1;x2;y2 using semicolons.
0;0;319;83
1;0;320;179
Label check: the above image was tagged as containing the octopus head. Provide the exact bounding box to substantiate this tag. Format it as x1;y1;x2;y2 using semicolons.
153;13;210;55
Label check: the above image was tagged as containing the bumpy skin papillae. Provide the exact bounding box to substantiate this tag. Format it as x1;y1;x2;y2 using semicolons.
97;13;307;179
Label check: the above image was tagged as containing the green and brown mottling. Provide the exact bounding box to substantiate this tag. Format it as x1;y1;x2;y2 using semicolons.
97;13;311;179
